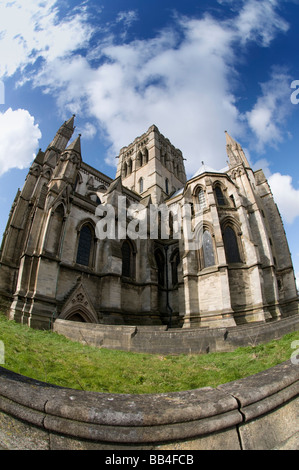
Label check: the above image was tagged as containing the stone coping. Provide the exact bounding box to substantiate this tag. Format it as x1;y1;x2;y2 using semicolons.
0;360;298;448
53;314;299;354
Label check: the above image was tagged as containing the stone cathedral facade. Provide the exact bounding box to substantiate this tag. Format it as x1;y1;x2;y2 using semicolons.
0;116;298;330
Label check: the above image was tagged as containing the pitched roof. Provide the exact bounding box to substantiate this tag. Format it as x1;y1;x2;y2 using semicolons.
191;163;218;178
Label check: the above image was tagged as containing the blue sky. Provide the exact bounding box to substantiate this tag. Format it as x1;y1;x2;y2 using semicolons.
0;0;299;286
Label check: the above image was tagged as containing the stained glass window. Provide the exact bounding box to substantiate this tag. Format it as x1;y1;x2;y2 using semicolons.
215;186;226;206
223;226;241;263
202;230;215;267
122;241;132;277
76;225;92;266
198;189;206;210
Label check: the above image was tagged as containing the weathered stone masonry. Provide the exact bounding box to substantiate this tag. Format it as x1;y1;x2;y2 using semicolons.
0;117;297;332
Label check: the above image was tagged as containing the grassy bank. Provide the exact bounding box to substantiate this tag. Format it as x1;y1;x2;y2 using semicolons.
0;312;298;394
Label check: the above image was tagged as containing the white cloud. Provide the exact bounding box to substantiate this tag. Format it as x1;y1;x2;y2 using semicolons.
252;158;272;178
27;0;290;176
78;122;97;140
246;69;293;152
0;108;41;175
0;0;293;178
234;0;289;46
268;172;299;224
116;10;138;29
0;0;93;78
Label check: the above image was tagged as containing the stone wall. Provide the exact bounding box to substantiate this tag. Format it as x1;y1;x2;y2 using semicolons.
53;314;299;355
0;361;298;450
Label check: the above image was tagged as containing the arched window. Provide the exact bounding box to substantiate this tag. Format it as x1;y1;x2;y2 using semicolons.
198;188;206;211
165;178;169;194
202;230;215;268
121;240;135;278
73;172;82;192
223;226;241;263
127;159;132;175
76;225;93;266
155;249;165;286
136;151;143;168
143;148;149;164
215;185;226;206
230;194;236;208
169;212;174;239
139;177;144;193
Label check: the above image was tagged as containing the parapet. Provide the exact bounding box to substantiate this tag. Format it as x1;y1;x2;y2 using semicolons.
0;360;298;450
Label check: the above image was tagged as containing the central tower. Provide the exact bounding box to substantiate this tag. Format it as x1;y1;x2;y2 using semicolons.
115;125;187;203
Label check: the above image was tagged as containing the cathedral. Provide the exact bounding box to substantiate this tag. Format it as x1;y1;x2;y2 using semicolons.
0;116;298;330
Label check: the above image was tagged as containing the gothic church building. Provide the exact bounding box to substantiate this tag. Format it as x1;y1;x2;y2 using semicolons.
0;116;298;329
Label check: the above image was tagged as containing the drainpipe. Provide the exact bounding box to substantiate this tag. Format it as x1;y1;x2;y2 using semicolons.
164;245;173;328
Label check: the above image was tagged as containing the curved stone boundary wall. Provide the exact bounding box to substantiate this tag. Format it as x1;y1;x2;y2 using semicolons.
53;314;299;354
0;361;298;450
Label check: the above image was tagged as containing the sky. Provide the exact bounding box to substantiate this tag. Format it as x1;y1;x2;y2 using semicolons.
0;0;298;287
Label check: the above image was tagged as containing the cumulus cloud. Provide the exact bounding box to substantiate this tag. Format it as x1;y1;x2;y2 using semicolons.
268;172;299;224
0;0;93;78
246;68;293;152
0;108;41;175
116;10;138;31
233;0;289;46
78;122;97;140
0;0;293;178
0;0;92;175
24;0;290;177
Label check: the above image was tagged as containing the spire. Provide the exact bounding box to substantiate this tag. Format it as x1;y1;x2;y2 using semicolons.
50;133;81;192
47;115;76;153
63;114;76;132
57;114;76;140
225;130;238;148
66;134;81;155
225;131;250;168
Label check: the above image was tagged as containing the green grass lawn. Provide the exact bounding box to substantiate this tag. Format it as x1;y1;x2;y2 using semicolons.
0;311;298;394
